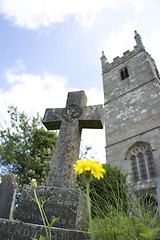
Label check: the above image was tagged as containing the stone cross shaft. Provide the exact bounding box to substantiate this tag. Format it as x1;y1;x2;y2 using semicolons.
43;90;103;188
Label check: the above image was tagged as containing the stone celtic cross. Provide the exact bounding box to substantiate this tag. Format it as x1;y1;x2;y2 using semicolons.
43;90;103;188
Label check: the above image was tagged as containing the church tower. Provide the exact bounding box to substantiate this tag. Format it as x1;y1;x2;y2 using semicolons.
101;31;160;196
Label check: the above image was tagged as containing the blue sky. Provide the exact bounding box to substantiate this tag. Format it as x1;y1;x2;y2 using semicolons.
0;0;160;163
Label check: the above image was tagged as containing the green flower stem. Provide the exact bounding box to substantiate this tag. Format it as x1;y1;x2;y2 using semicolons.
86;178;94;240
33;188;49;240
41;206;51;240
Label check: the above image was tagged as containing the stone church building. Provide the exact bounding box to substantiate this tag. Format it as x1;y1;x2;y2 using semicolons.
101;31;160;197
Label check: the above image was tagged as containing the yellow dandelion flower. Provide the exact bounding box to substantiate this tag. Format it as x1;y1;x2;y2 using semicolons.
73;159;105;180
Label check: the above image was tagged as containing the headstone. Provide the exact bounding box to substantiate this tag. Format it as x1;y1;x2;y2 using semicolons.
0;218;90;240
16;90;103;231
0;173;17;219
16;186;87;229
156;178;160;215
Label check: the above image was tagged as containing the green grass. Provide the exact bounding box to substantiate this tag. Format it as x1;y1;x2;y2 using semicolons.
89;180;160;240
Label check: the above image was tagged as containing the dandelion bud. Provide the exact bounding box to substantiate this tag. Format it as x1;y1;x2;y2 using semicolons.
31;179;37;190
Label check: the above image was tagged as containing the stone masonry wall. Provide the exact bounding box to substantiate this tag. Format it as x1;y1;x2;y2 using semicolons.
102;41;160;191
104;79;160;146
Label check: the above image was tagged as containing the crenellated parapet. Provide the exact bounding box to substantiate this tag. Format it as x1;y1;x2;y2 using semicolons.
101;31;146;74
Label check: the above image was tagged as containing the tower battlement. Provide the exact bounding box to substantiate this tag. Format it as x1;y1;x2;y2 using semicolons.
101;31;145;74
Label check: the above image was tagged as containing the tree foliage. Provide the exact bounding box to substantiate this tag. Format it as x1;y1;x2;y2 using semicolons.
0;106;57;186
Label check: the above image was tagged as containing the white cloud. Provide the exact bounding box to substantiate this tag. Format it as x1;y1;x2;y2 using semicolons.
145;29;160;71
0;0;118;29
0;64;106;163
2;69;68;114
100;22;137;62
129;0;146;11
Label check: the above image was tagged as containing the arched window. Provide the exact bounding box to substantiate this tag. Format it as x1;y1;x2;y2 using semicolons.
120;67;129;80
129;143;156;183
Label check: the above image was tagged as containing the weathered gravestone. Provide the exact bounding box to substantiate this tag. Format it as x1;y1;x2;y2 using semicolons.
0;173;17;220
15;91;103;232
16;186;87;229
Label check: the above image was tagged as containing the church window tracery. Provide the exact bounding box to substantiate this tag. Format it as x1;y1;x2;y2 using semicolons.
129;143;156;183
